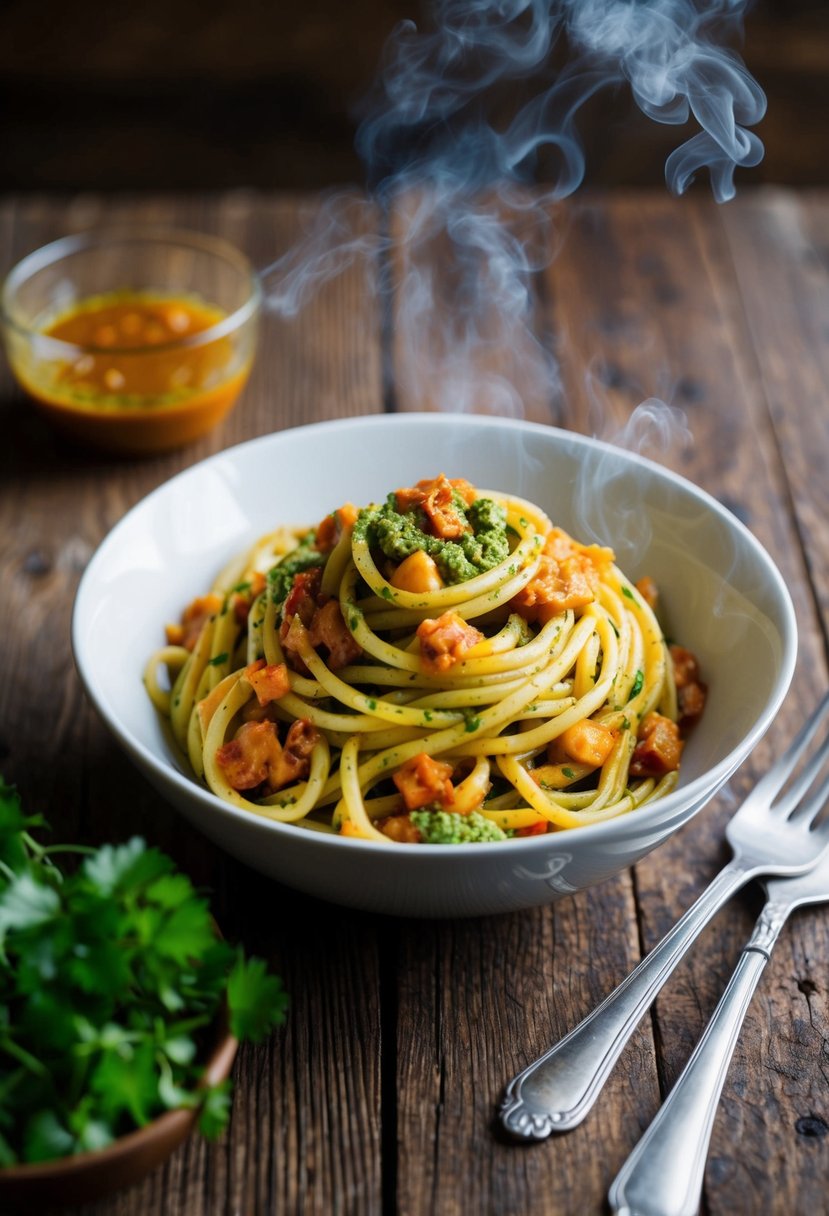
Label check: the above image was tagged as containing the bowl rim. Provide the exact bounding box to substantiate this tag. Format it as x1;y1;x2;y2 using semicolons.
0;225;262;356
71;412;798;856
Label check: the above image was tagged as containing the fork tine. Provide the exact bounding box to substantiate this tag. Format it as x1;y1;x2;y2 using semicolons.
811;816;829;844
748;689;829;809
772;729;829;820
783;760;829;827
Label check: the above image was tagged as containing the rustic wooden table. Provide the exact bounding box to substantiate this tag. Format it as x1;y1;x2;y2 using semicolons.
1;188;828;1215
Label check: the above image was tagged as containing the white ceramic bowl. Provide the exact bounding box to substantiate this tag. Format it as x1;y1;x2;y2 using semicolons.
72;414;796;917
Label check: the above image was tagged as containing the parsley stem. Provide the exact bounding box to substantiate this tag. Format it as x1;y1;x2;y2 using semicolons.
38;844;98;857
0;1036;49;1077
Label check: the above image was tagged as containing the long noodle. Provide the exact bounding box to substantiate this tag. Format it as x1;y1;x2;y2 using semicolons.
145;480;694;844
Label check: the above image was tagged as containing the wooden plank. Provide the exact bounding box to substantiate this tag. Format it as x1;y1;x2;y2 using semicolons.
0;194;385;1215
708;188;829;1216
541;190;829;1215
720;189;829;641
394;886;662;1216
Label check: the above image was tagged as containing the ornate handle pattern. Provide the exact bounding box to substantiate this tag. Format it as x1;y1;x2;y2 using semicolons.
608;899;790;1216
500;861;752;1139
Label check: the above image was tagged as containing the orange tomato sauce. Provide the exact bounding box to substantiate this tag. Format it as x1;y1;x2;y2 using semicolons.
17;291;253;453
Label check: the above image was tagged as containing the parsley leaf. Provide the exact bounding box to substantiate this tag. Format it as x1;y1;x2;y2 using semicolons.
227;956;289;1042
0;788;289;1163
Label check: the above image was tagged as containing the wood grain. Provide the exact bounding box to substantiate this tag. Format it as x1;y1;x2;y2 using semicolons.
543;190;829;1215
0;194;386;1216
1;189;828;1215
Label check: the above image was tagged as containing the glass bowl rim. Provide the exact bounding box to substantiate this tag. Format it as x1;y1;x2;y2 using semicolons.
0;226;263;356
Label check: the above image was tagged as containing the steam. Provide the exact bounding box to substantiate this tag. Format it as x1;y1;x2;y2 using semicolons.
261;0;765;418
571;397;694;558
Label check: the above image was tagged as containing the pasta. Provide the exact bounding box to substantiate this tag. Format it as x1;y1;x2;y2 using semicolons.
145;475;705;844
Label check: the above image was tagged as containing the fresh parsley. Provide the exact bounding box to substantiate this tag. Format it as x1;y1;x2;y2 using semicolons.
0;779;288;1166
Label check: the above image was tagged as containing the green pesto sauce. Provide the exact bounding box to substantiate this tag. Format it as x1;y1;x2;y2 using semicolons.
409;809;509;844
355;491;509;585
267;532;326;605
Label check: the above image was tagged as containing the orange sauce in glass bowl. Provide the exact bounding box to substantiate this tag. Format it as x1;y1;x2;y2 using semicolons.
13;290;255;454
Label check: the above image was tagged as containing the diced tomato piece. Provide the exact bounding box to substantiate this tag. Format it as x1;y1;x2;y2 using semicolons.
283;568;323;626
630;712;683;778
307;599;363;669
315;502;358;553
390;550;444;594
244;659;291;706
635;575;659;612
216;718;319;793
670;644;707;729
447;478;477;505
240;700;278;724
544;527;614;568
394;474;471;539
678;680;706;724
416;611;483;673
510;554;597;624
165;622;185;645
555;720;617;768
377;813;423;843
180;593;223;651
216;721;281;790
280;568;325;674
272;719;320;787
232;571;267;625
671;644;700;689
393;753;455;811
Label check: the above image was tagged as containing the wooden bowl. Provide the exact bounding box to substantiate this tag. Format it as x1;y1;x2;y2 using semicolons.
0;1026;237;1209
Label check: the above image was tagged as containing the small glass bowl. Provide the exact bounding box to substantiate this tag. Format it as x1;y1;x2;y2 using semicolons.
1;228;261;454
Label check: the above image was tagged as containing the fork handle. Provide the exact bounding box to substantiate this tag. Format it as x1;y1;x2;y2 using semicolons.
608;898;790;1216
500;860;753;1138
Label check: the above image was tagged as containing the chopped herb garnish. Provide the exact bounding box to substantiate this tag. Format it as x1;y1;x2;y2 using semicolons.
356;491;508;584
621;585;636;601
562;767;575;779
628;670;644;700
410;808;508;844
267;533;324;606
207;652;229;667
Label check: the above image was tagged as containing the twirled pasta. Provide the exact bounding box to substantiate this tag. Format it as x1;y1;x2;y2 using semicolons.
145;478;704;844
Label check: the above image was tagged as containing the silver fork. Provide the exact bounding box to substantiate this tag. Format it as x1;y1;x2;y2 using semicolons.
608;838;829;1216
500;690;829;1140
